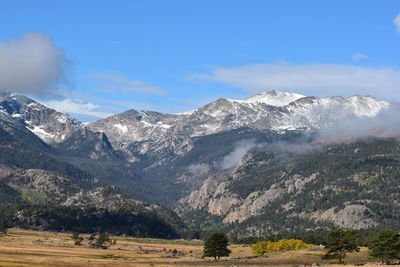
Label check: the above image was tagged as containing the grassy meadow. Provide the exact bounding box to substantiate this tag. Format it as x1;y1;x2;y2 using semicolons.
0;228;383;267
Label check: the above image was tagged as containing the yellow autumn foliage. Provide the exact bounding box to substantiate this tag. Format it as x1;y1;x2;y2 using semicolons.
252;239;314;256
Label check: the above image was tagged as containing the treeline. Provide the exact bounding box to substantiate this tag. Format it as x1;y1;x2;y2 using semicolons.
233;228;392;246
0;205;181;239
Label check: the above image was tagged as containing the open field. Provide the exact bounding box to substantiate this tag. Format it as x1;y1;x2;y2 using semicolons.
0;229;384;267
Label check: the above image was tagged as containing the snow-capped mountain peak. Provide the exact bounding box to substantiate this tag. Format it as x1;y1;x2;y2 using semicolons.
2;90;389;161
0;93;84;143
239;90;305;106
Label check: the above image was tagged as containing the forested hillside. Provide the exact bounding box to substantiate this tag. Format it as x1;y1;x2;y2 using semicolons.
0;169;186;238
178;137;400;237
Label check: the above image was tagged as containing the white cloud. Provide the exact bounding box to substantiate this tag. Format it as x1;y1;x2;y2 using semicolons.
0;32;69;97
93;73;165;95
44;99;113;120
192;62;400;100
394;13;400;33
220;140;256;169
352;53;368;61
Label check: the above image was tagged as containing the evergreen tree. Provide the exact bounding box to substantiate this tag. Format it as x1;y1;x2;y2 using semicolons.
369;229;400;264
322;229;359;263
0;219;7;235
203;232;231;260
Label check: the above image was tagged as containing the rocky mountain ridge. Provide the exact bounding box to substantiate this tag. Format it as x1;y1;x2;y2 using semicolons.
88;90;388;159
1;90;388;162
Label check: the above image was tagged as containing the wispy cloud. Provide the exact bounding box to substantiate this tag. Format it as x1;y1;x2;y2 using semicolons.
92;73;166;95
352;53;368;61
192;62;400;100
394;14;400;34
220;140;256;169
0;32;70;98
318;103;400;143
43;99;113;120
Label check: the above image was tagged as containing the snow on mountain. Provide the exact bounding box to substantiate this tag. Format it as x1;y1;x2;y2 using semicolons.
0;92;83;144
236;90;305;106
176;93;388;138
0;90;389;159
87;109;187;154
88;90;389;157
0;92;116;160
270;95;389;131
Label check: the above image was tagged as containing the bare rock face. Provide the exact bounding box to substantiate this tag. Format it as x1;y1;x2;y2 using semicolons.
223;188;284;223
179;171;242;217
311;204;378;229
178;160;321;225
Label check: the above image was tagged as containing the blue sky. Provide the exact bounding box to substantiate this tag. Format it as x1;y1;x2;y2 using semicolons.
1;0;400;121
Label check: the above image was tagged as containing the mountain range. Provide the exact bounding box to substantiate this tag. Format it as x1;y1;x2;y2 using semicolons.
0;89;397;238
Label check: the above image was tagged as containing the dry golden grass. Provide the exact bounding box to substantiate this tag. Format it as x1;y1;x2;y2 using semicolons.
0;228;384;267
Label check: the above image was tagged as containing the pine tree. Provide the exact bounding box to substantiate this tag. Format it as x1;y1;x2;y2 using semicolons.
203;233;231;260
0;219;6;236
322;229;360;263
369;229;400;264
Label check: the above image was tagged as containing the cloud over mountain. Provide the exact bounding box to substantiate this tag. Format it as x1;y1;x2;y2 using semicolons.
193;62;400;101
0;32;70;98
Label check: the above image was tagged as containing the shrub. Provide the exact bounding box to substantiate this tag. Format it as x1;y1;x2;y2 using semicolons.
252;239;313;256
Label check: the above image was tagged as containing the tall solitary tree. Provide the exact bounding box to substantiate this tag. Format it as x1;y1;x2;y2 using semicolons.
369;229;400;264
322;229;360;263
203;232;231;260
0;219;7;236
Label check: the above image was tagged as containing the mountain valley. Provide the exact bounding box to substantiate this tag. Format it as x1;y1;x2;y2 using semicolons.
0;90;398;238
